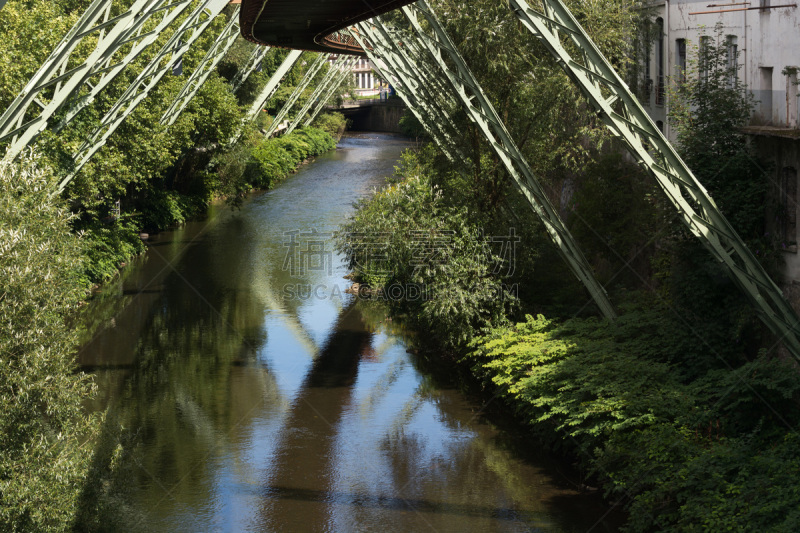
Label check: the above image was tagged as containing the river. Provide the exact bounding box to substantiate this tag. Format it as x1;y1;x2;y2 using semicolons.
77;132;620;532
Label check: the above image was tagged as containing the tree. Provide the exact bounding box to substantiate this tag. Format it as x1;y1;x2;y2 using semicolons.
0;149;96;531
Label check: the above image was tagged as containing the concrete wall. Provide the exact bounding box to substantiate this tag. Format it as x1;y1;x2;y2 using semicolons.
341;102;405;133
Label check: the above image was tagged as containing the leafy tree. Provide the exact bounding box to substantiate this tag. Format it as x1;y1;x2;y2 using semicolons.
0;150;96;531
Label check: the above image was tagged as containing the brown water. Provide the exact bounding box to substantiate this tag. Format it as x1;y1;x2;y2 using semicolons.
78;133;620;532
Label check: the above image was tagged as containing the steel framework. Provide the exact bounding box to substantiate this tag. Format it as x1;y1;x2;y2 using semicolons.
508;0;800;357
265;53;329;137
230;44;273;93
396;1;617;320
161;5;242;126
58;0;231;192
283;55;354;135
300;57;360;129
353;22;465;164
0;0;198;162
236;49;304;136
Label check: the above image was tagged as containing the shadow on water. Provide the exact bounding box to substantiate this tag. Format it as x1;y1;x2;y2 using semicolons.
74;133;622;532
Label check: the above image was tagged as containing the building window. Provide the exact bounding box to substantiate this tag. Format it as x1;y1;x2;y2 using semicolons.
656;120;664;133
655;18;665;106
676;39;687;84
726;35;738;88
699;35;710;81
760;67;773;123
781;167;798;246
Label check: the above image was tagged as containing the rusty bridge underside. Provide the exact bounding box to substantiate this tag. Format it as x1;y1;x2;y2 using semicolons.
240;0;415;54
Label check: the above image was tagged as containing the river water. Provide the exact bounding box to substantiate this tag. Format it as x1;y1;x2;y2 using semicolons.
78;133;619;532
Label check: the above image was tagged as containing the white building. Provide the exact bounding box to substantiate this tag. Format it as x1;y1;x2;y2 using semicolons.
639;1;800;279
353;57;378;95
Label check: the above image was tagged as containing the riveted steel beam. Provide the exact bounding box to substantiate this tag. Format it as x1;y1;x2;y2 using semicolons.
352;25;459;163
357;20;466;164
161;6;242;126
0;0;197;161
508;0;800;360
401;1;616;320
265;53;328;137
58;0;231;192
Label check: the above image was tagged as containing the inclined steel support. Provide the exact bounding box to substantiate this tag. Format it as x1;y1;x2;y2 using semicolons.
265;53;328;137
356;21;466;164
352;26;461;163
402;1;616;320
300;57;360;129
283;55;350;134
230;44;272;93
161;6;242;126
240;49;304;127
509;0;800;359
58;0;231;192
0;0;197;161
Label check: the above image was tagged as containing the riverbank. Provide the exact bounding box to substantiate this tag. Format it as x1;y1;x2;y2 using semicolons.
83;115;347;284
336;146;800;531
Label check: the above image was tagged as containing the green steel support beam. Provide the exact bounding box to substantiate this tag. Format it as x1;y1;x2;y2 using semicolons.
300;57;358;129
265;53;328;137
509;0;800;360
402;1;616;320
282;55;350;135
0;0;197;161
356;20;466;164
58;0;230;192
236;49;304;137
230;44;272;93
353;26;459;162
161;6;242;126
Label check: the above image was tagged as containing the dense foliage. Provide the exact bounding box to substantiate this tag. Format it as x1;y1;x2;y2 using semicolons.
0;0;348;527
337;2;798;531
0;0;346;284
469;307;800;530
0;151;96;531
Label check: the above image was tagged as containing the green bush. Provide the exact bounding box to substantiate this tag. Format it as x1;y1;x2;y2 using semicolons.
468;298;800;531
0;151;97;531
312;112;348;140
81;219;146;283
336;151;516;351
250;127;337;189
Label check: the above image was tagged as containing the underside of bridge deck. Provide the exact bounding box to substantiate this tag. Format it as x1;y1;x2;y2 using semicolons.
240;0;414;54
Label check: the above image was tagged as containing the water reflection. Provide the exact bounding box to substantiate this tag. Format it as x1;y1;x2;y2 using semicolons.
78;134;619;532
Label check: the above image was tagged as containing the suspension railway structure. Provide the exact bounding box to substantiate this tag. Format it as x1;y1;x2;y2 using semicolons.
2;0;800;363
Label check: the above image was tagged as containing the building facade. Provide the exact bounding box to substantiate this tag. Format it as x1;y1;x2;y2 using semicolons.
639;0;800;279
353;57;378;95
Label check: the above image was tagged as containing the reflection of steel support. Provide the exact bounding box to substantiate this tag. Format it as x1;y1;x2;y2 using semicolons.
58;0;231;192
265;53;328;137
0;0;196;162
510;0;800;360
238;49;304;133
402;1;616;320
283;55;350;135
161;6;242;126
230;44;272;93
